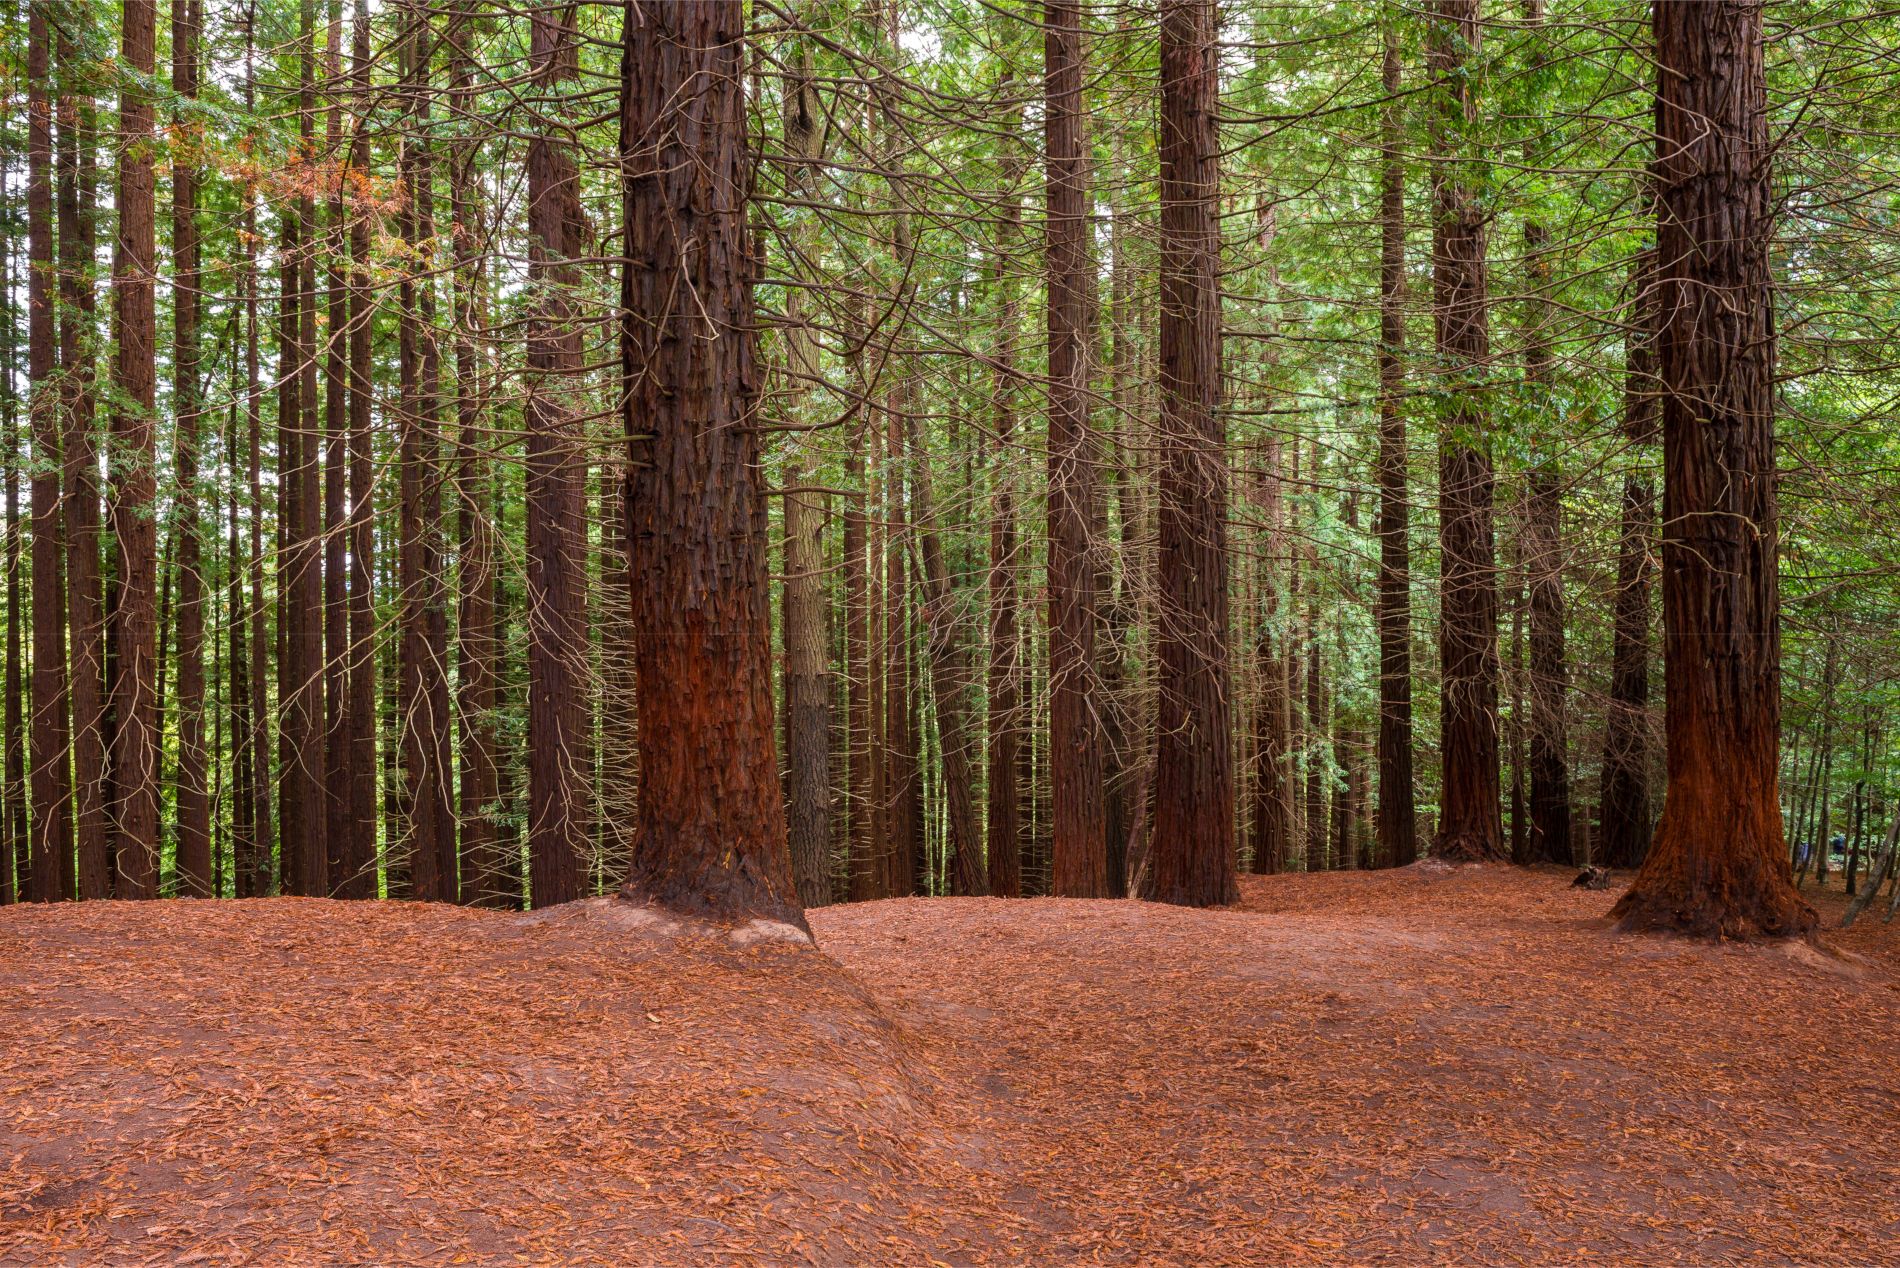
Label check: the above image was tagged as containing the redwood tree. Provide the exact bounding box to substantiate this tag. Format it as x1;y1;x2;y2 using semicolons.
1428;0;1504;862
171;0;211;895
525;1;589;908
1600;244;1657;871
109;0;162;897
1044;0;1107;897
1148;0;1236;908
27;2;73;903
619;0;804;928
1374;18;1416;868
1609;0;1815;940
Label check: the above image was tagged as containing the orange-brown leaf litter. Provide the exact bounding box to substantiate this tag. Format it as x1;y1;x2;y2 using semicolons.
2;865;1896;1265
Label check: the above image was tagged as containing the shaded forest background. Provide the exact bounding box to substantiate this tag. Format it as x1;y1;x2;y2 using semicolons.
2;0;1899;910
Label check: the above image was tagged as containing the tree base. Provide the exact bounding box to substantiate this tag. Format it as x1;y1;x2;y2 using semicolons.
1609;884;1816;942
1433;828;1509;863
1609;797;1817;942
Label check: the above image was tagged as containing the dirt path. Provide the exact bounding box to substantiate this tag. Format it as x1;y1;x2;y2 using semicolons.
1;866;1895;1264
814;867;1900;1265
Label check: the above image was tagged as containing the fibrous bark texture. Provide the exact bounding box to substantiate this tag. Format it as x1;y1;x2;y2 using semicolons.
620;0;805;928
1610;0;1816;941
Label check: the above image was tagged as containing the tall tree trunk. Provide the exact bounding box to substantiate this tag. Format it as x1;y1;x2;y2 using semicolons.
449;11;499;906
907;419;986;897
59;27;100;906
27;4;74;903
2;199;23;902
1375;18;1417;868
277;0;327;898
171;0;211;895
1250;439;1290;873
882;404;918;897
108;0;161;897
1600;245;1658;870
782;464;833;907
341;0;378;898
1520;0;1570;867
1610;0;1816;940
986;118;1026;899
397;1;454;901
1148;0;1235;907
319;0;350;894
619;0;804;927
776;47;829;908
525;1;588;908
1428;0;1504;862
227;341;255;896
844;371;875;900
1044;0;1107;897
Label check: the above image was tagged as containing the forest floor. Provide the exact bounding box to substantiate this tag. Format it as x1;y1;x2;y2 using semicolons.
1;865;1896;1266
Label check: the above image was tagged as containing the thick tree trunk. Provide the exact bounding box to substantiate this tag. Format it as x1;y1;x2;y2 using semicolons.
524;2;589;908
619;0;804;928
171;0;211;896
108;0;161;897
1610;0;1816;940
1044;0;1107;897
1375;21;1417;870
27;6;74;903
1148;0;1235;908
1428;0;1504;862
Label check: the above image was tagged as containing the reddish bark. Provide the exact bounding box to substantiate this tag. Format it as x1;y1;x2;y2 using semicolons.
1044;0;1107;897
1148;0;1236;908
1610;0;1815;940
26;4;73;903
619;0;804;928
1428;0;1505;863
525;2;589;908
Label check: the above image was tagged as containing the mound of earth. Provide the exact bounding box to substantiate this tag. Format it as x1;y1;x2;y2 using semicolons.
0;897;1013;1265
2;867;1896;1264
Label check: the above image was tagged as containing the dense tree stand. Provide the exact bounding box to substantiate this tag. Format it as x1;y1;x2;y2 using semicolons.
618;0;805;932
1609;0;1814;941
